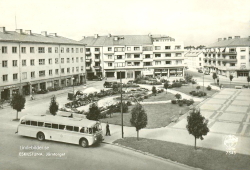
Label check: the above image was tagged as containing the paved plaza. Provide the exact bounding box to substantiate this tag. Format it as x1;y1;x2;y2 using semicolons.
172;89;250;137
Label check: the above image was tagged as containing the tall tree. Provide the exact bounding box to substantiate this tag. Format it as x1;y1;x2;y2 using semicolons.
229;75;234;88
86;103;100;121
10;93;26;120
152;86;157;96
130;103;147;140
247;76;250;89
49;95;59;116
212;73;217;84
186;108;209;150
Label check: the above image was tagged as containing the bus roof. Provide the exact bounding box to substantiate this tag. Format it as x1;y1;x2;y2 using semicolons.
20;115;98;128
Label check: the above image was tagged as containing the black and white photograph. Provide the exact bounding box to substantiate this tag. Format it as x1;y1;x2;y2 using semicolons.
0;0;250;169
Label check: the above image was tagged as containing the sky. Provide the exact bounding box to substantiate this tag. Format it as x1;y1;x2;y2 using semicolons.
0;0;249;46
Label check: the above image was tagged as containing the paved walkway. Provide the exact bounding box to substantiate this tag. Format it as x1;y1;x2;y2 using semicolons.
102;88;250;156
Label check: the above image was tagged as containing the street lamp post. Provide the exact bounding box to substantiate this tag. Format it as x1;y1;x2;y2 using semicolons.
203;69;204;92
120;71;124;138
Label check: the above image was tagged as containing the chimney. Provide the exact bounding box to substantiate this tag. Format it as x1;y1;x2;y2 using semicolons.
223;38;227;40
235;36;240;39
82;36;85;39
25;30;32;35
0;27;6;33
114;36;118;41
94;34;98;38
50;33;57;37
41;31;47;36
228;36;232;40
16;29;23;34
218;38;222;42
107;34;111;37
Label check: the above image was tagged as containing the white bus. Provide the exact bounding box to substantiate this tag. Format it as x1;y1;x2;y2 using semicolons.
16;115;103;148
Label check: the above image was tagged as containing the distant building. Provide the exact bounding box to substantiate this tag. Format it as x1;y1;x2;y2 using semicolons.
203;36;250;77
184;50;204;70
0;27;86;100
80;34;185;79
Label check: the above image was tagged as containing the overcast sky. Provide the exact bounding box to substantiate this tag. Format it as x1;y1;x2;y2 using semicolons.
0;0;249;46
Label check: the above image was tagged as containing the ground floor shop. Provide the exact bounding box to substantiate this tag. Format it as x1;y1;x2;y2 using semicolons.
0;73;86;100
104;67;184;79
205;66;250;77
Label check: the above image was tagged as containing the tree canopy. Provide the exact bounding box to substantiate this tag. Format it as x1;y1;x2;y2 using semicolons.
130;103;147;140
86;103;100;121
10;93;26;120
49;95;59;116
186;108;209;149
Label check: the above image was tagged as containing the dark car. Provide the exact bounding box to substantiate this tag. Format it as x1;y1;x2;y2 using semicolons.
103;81;117;88
88;75;102;81
198;70;203;73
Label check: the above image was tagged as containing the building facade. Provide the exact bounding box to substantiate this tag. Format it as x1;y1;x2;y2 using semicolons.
80;34;185;79
0;27;86;100
184;50;204;70
203;36;250;77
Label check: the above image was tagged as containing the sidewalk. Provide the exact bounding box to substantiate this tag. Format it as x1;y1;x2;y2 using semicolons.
102;123;250;156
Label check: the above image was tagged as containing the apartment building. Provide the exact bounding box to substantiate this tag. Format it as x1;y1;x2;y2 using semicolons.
203;36;250;77
184;50;204;70
0;27;86;100
80;34;185;79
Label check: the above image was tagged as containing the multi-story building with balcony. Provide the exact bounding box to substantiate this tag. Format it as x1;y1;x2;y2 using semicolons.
80;34;185;79
0;27;86;100
203;36;250;77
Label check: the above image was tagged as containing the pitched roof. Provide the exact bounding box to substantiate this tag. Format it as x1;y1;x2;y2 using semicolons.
0;31;84;45
79;35;153;46
208;38;250;48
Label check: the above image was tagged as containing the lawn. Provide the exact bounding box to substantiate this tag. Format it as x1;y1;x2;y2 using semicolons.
172;84;218;98
100;103;191;128
143;91;175;102
114;138;250;170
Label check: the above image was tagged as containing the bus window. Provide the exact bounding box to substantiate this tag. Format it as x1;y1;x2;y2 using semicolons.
89;128;92;134
80;127;85;133
66;126;73;131
59;125;65;130
38;122;44;127
45;123;52;128
52;124;59;129
73;127;79;132
31;121;38;126
21;120;26;124
26;120;31;125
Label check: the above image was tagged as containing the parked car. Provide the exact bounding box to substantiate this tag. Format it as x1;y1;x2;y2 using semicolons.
204;71;210;75
103;81;117;88
88;75;102;81
198;70;203;73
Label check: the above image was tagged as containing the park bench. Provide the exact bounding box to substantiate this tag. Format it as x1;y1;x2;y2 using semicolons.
235;86;242;89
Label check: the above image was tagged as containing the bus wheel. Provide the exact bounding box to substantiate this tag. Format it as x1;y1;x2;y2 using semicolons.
80;138;88;148
37;132;45;141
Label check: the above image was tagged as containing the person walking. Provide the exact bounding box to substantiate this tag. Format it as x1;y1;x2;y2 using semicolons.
106;122;111;136
217;78;219;86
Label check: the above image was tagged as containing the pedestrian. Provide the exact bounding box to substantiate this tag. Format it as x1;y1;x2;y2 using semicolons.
217;78;219;86
220;84;223;90
106;122;111;136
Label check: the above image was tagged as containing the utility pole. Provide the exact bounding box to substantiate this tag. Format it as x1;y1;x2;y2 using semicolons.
120;71;123;138
203;70;204;92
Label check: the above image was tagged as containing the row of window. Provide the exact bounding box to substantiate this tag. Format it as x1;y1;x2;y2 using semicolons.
1;46;84;54
1;57;84;67
107;60;182;67
101;53;182;60
2;67;84;82
206;48;247;53
86;46;182;52
20;120;99;134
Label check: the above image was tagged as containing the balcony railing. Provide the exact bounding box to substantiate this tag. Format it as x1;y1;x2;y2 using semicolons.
85;51;91;55
222;51;237;55
223;59;237;63
93;66;102;70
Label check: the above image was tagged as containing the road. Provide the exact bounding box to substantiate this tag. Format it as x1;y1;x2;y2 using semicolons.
0;81;193;170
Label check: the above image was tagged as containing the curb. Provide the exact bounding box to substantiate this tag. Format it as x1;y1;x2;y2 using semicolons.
102;141;202;170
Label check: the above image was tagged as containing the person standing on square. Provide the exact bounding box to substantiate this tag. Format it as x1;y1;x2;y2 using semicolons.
106;122;111;136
